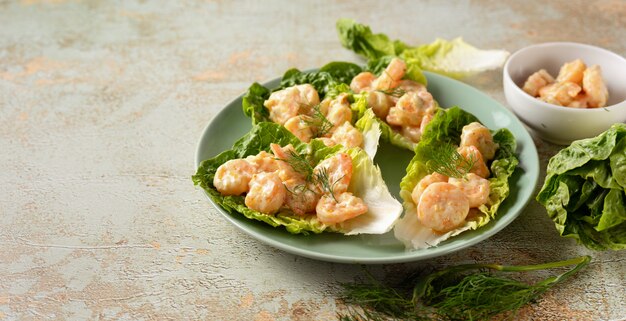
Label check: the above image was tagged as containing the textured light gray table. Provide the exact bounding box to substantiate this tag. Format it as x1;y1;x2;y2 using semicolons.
1;1;625;320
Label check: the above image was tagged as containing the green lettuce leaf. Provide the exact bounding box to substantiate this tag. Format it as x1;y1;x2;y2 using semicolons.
277;61;363;97
393;107;518;249
337;18;509;79
537;123;626;250
242;82;271;124
193;122;401;235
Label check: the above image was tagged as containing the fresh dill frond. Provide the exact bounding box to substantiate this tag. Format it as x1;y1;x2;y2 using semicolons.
338;256;591;321
281;150;315;182
303;104;334;137
314;167;343;202
376;87;407;98
422;143;476;178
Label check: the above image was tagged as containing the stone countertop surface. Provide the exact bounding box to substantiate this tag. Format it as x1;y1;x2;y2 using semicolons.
1;1;625;320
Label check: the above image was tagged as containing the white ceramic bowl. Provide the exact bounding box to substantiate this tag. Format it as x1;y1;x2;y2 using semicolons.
503;42;626;145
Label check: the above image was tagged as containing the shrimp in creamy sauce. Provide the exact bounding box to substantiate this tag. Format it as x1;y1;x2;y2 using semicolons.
245;172;286;214
522;59;609;108
460;122;497;161
449;173;490;208
316;192;368;225
417;182;470;233
213;159;255;196
264;84;319;125
313;153;353;196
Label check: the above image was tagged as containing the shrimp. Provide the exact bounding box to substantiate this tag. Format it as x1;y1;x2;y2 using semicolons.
325;94;353;134
366;91;393;119
313;153;352;196
417;182;470;233
538;81;582;106
567;94;589;108
448;173;490;208
386;92;429;127
373;57;406;91
245;151;281;173
269;143;304;182
397;79;427;94
213;159;256;196
316;192;368;225
317;137;336;147
401;126;422;143
295;84;320;108
264;85;319;125
556;59;586;85
283;178;320;216
419;110;435;134
284;115;316;142
350;71;376;93
411;173;448;205
245;172;286;214
330;121;363;149
522;69;555;97
460;122;498;161
582;65;609;108
457;145;490;178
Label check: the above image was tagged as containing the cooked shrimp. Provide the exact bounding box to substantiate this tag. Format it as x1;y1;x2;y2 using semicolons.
582;65;609;108
373;57;406;91
539;81;582;106
350;71;376;93
325;94;353;134
386;92;429;127
417;182;470;233
397;79;427;94
567;94;589;108
317;137;336;147
460;122;497;161
457;145;490;178
411;172;448;205
366;91;393;119
522;69;555;97
283;178;319;216
556;59;586;85
401;126;422;143
419;111;435;134
331;121;363;148
316;192;368;225
245;151;281;173
264;85;319;125
295;84;320;107
213;159;256;196
313;153;352;196
284;115;316;142
269;143;306;182
245;172;286;214
449;173;490;208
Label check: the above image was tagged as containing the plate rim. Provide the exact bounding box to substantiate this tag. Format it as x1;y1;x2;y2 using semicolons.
194;71;540;264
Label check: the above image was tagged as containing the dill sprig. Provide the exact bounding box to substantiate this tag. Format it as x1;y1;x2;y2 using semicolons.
281;150;315;182
376;87;407;98
314;167;343;202
303;104;334;137
422;143;476;178
338;256;591;321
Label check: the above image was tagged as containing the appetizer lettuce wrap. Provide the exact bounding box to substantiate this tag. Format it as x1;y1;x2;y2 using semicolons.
352;56;436;151
241;61;382;157
394;107;518;249
336;18;509;79
537;123;626;250
192;122;402;235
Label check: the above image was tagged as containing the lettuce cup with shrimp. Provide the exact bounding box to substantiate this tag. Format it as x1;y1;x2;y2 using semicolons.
193;122;402;235
393;107;519;249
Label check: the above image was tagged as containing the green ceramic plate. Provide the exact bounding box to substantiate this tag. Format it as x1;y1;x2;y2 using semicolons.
195;71;539;264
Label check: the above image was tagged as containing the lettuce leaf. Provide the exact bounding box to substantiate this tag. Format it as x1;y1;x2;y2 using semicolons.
193;122;401;235
337;18;509;79
277;61;363;97
393;107;518;249
536;123;626;250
